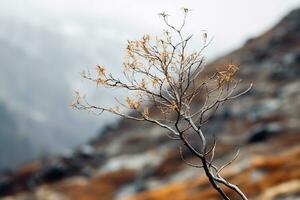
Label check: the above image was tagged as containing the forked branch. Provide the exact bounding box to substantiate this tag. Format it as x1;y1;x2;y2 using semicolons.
73;8;250;200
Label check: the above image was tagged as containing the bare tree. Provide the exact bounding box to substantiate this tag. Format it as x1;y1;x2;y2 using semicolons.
72;8;251;200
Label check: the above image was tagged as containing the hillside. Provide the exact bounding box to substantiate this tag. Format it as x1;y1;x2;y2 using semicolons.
0;102;38;169
1;7;300;200
0;13;122;169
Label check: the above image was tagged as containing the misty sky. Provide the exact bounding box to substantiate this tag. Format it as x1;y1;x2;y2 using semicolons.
4;0;297;101
0;0;299;152
1;0;299;57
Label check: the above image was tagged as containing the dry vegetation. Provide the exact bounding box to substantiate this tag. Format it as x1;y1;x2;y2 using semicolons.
73;8;252;199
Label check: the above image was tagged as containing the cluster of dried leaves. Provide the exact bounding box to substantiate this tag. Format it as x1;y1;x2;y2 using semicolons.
72;8;251;200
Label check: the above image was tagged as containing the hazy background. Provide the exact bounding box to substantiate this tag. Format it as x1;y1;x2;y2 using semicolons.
0;0;299;169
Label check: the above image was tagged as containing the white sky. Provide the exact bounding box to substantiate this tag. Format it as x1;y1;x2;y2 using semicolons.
1;0;299;59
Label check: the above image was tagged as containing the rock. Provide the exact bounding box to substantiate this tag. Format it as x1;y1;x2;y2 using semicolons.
276;81;300;98
270;52;300;80
247;123;282;143
115;180;147;200
247;99;280;122
0;176;14;196
34;160;70;183
77;144;95;158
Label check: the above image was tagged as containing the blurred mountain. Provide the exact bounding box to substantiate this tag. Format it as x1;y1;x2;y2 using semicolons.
0;101;38;169
0;13;126;169
1;7;300;200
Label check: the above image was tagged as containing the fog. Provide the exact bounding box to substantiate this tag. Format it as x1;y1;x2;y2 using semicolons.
0;0;298;166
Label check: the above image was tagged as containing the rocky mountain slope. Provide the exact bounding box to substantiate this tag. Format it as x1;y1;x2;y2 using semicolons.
1;7;300;200
0;12;123;169
0;102;38;170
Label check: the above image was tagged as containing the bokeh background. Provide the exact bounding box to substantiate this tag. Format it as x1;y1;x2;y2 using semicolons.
0;0;298;169
0;1;300;199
